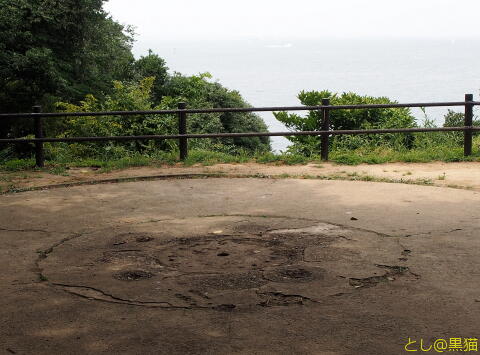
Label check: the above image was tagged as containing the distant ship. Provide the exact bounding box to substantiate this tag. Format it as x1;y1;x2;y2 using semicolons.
266;43;293;48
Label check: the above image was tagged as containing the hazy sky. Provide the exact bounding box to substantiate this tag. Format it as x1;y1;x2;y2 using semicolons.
104;0;480;42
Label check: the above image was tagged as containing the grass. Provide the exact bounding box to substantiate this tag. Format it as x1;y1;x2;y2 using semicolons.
272;172;435;187
329;146;480;165
0;150;320;173
183;150;250;166
0;158;36;171
1;145;480;174
49;166;69;176
1;143;478;195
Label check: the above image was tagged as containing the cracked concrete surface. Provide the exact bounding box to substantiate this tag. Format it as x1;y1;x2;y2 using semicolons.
38;217;411;310
1;178;480;354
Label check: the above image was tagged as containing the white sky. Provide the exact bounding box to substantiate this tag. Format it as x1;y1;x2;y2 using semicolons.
104;0;480;41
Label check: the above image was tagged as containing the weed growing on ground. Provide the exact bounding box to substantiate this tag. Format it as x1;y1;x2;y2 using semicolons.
49;166;69;176
2;145;480;173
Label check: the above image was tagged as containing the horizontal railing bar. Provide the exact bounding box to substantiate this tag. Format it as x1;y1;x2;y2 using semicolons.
0;126;476;144
0;101;476;119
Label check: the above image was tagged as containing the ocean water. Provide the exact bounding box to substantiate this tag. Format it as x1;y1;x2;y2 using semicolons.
134;39;480;151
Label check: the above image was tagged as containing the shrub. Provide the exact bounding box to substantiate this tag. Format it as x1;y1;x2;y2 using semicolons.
49;76;270;160
274;90;416;156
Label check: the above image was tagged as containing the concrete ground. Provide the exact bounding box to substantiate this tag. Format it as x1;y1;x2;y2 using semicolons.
1;177;480;354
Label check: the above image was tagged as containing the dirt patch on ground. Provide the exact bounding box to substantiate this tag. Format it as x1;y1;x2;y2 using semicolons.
2;161;480;193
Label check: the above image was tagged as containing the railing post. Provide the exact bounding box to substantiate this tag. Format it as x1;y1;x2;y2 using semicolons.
178;102;188;160
33;105;45;167
464;94;474;157
321;98;330;161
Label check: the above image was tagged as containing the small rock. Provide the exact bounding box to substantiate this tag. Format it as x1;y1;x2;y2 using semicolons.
350;217;358;221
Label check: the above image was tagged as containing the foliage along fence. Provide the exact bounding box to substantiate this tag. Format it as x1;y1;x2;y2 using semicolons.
0;94;478;167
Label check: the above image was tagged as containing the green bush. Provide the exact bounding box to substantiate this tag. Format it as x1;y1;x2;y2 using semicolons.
274;90;416;156
48;75;270;161
161;72;270;152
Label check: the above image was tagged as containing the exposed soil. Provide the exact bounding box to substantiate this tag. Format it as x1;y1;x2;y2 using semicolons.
2;161;480;193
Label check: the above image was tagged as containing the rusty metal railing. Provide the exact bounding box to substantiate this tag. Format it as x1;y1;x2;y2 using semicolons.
0;94;477;167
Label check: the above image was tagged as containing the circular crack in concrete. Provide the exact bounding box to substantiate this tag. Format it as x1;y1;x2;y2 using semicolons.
40;216;417;309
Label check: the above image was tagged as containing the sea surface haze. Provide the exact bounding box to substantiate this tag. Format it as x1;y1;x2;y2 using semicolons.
136;39;480;151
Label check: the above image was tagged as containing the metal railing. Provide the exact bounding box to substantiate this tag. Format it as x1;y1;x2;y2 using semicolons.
0;94;478;167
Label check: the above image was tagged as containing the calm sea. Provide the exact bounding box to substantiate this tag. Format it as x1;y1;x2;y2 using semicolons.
134;39;480;151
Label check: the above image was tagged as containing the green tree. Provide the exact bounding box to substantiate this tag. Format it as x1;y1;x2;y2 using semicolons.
441;109;480;146
0;1;271;157
52;77;186;158
162;73;270;152
0;0;134;141
133;50;168;104
442;109;480;127
274;90;416;155
51;76;270;159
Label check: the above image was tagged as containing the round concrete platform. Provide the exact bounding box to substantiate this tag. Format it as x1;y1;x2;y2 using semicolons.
1;178;479;354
